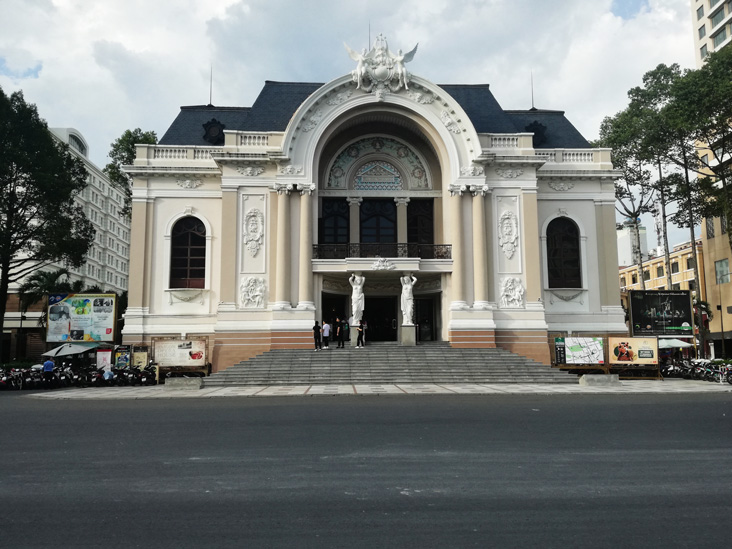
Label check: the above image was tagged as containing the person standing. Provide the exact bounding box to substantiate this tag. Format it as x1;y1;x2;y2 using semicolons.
42;357;55;387
356;320;365;348
322;320;331;349
335;317;345;348
313;321;322;351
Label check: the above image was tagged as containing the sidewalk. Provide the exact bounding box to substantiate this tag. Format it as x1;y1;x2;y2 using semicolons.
26;379;732;400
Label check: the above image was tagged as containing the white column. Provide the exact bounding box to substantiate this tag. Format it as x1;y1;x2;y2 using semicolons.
395;197;409;243
273;183;292;308
347;197;362;245
297;183;315;309
448;183;467;309
471;184;490;308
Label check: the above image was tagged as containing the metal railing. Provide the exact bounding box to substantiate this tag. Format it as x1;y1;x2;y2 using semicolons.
313;243;451;260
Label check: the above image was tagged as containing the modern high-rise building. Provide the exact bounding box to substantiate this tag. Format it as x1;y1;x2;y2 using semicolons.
690;0;732;357
691;0;732;67
1;128;130;361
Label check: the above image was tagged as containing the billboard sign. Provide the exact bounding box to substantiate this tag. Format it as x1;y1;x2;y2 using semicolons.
629;290;693;336
608;337;659;365
153;339;207;367
47;294;117;342
555;337;605;364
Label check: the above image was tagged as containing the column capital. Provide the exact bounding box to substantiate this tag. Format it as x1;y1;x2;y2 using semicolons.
273;182;294;195
470;183;491;197
298;182;316;196
394;197;410;206
448;182;468;196
347;197;363;206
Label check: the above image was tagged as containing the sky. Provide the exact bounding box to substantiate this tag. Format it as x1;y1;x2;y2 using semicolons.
0;0;697;246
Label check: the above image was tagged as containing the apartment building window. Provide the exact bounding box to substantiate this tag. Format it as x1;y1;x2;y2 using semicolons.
699;24;707;38
620;277;626;288
711;8;725;28
656;266;664;277
643;270;651;281
701;44;709;59
722;214;727;234
697;5;704;19
706;217;716;238
710;0;721;8
632;273;638;284
688;280;696;292
671;262;679;274
713;28;727;48
672;283;681;290
716;258;730;284
687;257;695;270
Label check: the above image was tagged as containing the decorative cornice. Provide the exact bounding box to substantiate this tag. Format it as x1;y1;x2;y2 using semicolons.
496;168;523;179
407;90;435;104
279;164;303;175
273;182;295;195
371;257;396;270
236;165;265;177
460;166;484;177
298;182;316;195
448;182;468;196
326;90;352;105
176;178;202;189
301;109;324;132
470;183;491;197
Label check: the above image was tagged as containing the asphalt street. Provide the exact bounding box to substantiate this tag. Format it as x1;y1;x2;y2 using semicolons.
1;392;731;548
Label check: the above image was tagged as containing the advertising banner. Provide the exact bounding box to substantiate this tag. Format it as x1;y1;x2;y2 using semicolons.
608;337;659;365
132;346;149;369
47;294;116;342
555;337;605;364
96;349;113;371
153;340;207;367
114;345;131;368
629;290;693;336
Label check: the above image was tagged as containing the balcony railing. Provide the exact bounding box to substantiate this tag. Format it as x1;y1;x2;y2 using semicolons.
313;243;452;260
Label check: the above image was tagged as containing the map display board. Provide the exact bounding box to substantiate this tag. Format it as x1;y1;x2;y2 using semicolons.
153;339;207;367
555;337;605;364
629;290;693;336
608;337;659;365
47;294;116;342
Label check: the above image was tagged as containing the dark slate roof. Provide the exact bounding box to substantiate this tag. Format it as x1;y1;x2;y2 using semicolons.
159;105;251;145
439;84;518;134
159;81;589;148
504;109;591;149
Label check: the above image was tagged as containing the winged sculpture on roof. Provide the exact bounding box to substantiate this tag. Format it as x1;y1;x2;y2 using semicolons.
345;34;418;98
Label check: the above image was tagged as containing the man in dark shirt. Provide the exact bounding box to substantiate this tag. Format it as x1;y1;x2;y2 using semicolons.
336;317;345;348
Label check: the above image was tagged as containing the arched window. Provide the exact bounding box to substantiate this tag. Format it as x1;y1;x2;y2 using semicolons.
546;217;581;288
170;216;206;288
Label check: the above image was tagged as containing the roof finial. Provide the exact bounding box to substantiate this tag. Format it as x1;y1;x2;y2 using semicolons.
209;64;213;106
530;69;535;110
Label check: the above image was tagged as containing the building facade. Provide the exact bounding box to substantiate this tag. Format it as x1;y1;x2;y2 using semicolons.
122;36;626;371
690;0;732;357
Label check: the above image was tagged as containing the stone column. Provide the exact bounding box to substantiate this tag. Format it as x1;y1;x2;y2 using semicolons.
395;197;409;243
448;183;466;308
595;198;620;305
127;190;150;309
521;190;541;302
347;197;362;245
273;183;292;308
219;189;237;305
297;183;315;309
471;184;490;308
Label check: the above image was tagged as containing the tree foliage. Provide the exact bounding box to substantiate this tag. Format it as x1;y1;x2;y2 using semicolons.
104;128;157;216
0;87;95;355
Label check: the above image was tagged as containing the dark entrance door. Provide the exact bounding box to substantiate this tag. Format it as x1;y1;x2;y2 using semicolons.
415;296;437;342
321;294;347;326
364;296;398;342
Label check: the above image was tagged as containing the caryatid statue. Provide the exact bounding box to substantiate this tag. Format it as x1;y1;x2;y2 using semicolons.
350;273;365;323
400;273;417;325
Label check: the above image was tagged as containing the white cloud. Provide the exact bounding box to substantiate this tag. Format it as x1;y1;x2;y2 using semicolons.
0;0;699;244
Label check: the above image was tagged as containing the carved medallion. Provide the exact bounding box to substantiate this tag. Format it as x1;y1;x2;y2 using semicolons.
548;181;575;191
237;165;264;177
500;277;525;308
243;209;264;257
240;277;266;308
461;166;484;177
176;179;202;189
279;165;303;175
441;111;461;134
496;168;523;179
498;211;519;259
371;257;396;270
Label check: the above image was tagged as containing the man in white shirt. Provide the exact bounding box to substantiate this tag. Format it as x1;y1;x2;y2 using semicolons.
322;321;331;349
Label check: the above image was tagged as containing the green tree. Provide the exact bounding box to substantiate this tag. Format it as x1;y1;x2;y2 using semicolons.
599;105;656;289
104;128;157;216
0;87;95;360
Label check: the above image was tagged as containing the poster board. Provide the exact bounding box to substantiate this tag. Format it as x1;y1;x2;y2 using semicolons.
47;294;117;342
608;337;659;365
96;349;113;371
555;337;604;364
629;290;693;337
114;345;131;368
132;346;149;369
153;339;207;367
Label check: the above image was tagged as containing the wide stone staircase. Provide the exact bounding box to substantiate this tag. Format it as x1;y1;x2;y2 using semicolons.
204;342;577;387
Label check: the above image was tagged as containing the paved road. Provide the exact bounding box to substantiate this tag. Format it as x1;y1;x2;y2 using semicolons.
1;392;731;548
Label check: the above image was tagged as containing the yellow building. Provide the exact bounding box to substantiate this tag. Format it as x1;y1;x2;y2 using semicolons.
619;240;706;305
